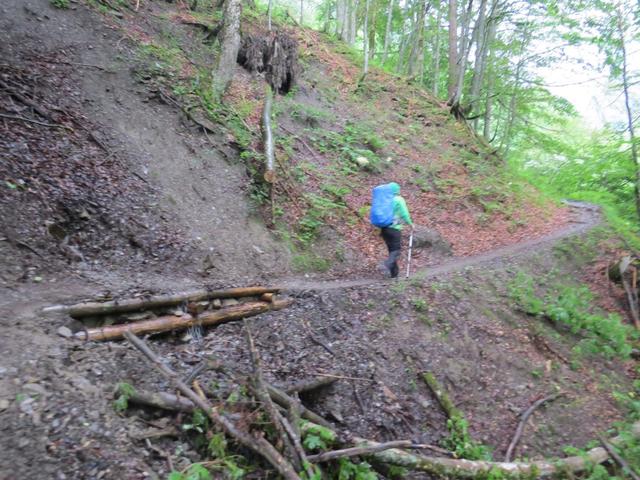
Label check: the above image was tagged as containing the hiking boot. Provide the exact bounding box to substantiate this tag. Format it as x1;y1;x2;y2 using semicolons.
377;262;391;278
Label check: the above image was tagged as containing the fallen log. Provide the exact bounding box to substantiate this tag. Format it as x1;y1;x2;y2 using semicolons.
422;372;462;419
302;421;640;478
124;331;302;480
74;299;291;341
44;286;280;317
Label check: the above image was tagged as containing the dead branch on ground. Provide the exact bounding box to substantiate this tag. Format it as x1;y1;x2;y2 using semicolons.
124;331;302;480
598;434;640;480
285;376;338;395
244;319;307;474
504;392;564;462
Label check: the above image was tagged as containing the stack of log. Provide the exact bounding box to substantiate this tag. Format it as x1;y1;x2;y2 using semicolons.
44;286;288;341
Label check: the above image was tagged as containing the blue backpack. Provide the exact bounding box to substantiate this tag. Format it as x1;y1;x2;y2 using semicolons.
370;184;395;227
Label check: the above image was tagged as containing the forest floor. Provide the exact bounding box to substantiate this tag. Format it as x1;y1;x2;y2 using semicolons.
1;1;639;479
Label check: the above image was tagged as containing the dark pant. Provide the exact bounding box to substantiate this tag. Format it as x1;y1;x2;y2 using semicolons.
381;227;402;278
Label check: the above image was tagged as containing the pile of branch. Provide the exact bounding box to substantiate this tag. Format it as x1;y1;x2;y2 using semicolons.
121;334;640;479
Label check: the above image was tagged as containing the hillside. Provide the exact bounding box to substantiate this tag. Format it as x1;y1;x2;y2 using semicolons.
1;1;639;479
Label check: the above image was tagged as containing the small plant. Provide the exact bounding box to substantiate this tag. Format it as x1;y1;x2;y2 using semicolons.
441;415;492;461
411;298;428;312
113;382;136;412
50;0;69;7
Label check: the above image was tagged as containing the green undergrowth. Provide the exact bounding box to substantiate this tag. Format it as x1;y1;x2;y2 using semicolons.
508;272;637;361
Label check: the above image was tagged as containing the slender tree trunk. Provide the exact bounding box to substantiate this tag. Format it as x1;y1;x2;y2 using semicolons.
363;0;370;76
300;0;303;25
213;0;242;99
468;0;488;113
432;4;442;96
408;0;428;78
368;3;377;60
337;0;346;38
447;0;457;100
616;7;640;218
348;0;358;44
381;0;394;63
451;0;473;106
482;21;496;139
267;0;273;30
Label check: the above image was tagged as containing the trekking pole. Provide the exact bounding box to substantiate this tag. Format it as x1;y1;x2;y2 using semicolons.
405;230;414;278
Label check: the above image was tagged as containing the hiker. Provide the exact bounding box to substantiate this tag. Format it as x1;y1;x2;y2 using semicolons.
370;182;414;278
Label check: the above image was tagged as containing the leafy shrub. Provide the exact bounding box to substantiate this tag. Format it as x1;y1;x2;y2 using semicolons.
509;274;637;359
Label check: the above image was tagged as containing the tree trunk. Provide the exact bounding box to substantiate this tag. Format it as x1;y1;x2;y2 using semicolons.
336;0;346;38
212;0;242;98
267;0;273;30
348;0;358;45
432;4;442;96
362;0;370;76
262;84;276;183
381;0;394;63
407;0;428;78
300;0;303;25
468;0;488;117
482;17;496;139
447;0;457;100
451;0;474;106
616;6;640;219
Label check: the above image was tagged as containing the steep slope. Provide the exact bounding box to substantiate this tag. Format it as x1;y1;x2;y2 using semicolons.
0;0;289;288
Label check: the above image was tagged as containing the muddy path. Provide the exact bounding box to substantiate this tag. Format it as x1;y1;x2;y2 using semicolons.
276;201;599;292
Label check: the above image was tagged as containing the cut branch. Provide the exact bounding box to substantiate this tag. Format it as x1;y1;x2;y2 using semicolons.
124;331;302;480
44;286;280;317
262;84;276;184
284;376;338;395
504;392;563;462
75;300;291;341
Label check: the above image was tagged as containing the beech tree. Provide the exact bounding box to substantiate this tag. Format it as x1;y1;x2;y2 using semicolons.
213;0;242;98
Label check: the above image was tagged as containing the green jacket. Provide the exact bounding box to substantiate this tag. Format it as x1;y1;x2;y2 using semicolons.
388;182;413;230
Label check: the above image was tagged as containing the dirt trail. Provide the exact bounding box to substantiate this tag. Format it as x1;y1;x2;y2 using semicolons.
277;201;600;291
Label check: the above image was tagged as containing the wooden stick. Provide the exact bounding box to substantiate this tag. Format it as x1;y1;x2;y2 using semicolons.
44;286;281;317
0;78;53;120
598;434;640;480
310;373;374;382
128;390;196;413
504;392;563;462
284;376;338;395
244;319;301;472
123;332;301;480
0;113;71;130
75;299;291;341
